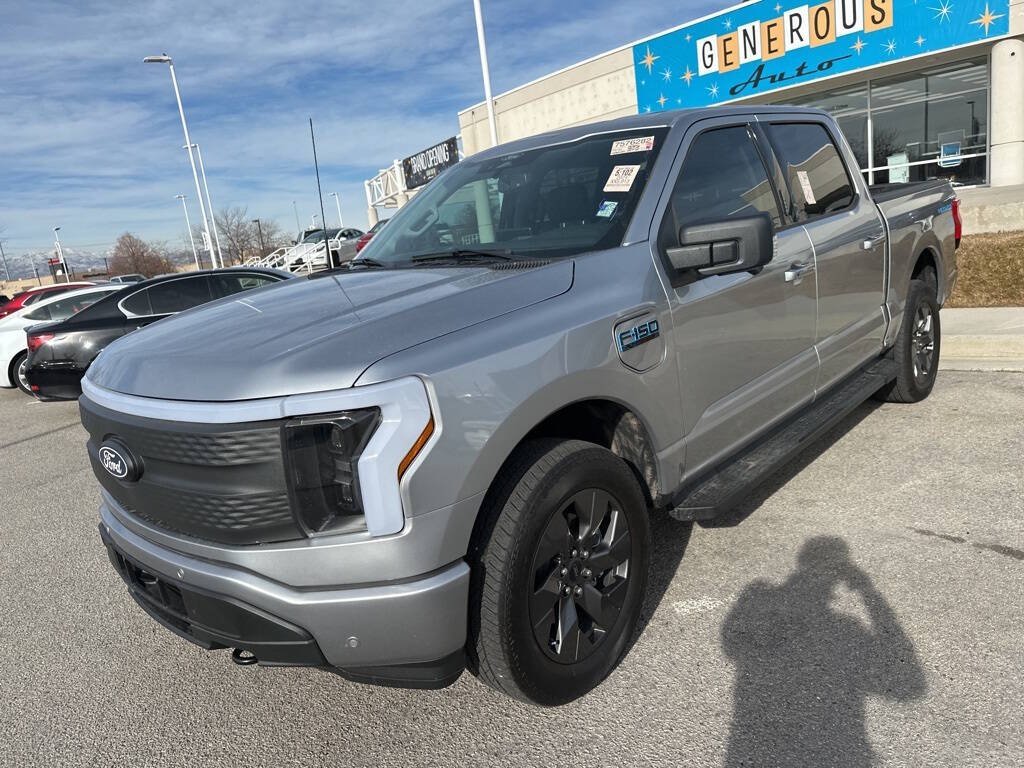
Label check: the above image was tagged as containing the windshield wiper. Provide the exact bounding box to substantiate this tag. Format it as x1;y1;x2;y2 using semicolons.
346;257;388;269
410;249;516;264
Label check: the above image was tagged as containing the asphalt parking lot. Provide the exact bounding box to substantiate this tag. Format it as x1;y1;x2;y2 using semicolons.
1;371;1022;768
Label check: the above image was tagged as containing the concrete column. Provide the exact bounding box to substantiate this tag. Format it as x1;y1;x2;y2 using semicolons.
367;206;379;228
989;38;1024;187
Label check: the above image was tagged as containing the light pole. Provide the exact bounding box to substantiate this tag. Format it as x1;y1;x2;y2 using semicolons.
252;219;266;258
0;238;10;283
187;142;224;267
176;194;200;269
329;192;343;227
143;54;217;268
472;0;498;147
292;201;301;236
53;226;70;282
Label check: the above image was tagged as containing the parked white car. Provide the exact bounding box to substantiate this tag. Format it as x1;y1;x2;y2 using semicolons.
0;284;126;394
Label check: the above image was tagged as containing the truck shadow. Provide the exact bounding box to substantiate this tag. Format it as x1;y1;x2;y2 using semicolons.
720;536;927;767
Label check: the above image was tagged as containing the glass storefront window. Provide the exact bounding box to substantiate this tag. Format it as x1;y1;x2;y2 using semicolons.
870;59;988;186
771;57;989;186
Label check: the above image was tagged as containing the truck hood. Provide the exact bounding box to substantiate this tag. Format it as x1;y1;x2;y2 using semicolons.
86;262;573;401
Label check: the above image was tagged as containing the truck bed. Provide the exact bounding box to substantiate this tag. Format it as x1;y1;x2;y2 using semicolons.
868;179;950;204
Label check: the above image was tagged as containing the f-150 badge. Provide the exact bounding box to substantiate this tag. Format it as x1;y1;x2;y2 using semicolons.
618;319;660;352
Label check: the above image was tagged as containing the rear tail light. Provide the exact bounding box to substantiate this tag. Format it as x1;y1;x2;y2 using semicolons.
282;409;381;536
355;234;372;253
952;198;962;249
27;332;54;354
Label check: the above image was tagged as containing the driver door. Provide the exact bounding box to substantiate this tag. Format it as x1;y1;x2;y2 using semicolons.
653;119;819;479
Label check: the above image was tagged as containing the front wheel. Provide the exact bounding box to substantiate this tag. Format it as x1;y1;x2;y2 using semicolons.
10;352;33;396
468;439;650;705
875;278;941;403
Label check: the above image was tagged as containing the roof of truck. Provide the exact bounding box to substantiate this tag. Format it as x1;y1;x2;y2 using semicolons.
468;105;827;161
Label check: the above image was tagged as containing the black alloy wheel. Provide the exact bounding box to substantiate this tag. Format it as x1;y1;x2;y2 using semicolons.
530;488;632;664
469;439;650;705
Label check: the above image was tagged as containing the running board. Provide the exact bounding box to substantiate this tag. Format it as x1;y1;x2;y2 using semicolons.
666;358;896;522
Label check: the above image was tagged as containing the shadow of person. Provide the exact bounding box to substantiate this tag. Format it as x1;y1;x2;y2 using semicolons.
721;536;926;768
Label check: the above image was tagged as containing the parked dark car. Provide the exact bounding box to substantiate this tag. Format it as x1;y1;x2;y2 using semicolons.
24;268;293;400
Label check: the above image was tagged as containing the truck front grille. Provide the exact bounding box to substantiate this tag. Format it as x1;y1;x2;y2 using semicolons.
81;396;302;545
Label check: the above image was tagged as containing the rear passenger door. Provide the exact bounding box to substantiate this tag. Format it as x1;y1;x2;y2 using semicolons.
762;121;887;392
653;119;819;478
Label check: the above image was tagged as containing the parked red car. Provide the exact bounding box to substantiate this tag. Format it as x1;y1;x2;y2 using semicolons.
354;218;389;254
0;282;94;319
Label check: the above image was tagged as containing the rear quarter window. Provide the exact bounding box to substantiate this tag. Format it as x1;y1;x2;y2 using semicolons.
764;122;855;220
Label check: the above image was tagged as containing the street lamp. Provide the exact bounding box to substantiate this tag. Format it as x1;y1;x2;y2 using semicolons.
251;219;266;258
186;142;224;266
0;238;10;283
53;226;70;282
176;194;200;269
143;53;217;268
472;0;498;147
329;192;343;227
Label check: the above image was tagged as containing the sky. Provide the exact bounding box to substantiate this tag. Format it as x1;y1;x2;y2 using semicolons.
0;0;725;263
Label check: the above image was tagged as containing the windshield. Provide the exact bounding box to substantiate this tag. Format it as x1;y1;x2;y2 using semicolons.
300;228;340;244
361;128;668;264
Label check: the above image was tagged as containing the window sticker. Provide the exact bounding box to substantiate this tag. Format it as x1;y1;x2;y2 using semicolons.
596;200;618;218
604;164;641;193
610;136;655;155
796;170;817;205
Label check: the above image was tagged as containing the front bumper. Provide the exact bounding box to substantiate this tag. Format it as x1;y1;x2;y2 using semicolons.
100;503;471;688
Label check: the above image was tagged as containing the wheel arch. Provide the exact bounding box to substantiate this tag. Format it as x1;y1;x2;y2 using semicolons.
475;396;663;517
911;247;940;297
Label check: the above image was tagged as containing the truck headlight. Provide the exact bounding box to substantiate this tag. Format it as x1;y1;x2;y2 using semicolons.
283;409;381;535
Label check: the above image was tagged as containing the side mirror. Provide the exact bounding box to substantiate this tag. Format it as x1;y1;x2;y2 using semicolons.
665;214;773;277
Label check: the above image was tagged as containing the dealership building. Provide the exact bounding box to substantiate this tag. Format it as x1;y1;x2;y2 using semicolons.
447;0;1024;231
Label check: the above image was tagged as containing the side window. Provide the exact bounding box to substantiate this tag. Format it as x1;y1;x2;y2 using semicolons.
120;288;152;316
24;305;52;321
662;125;782;249
147;276;213;314
765;122;855;220
212;273;277;297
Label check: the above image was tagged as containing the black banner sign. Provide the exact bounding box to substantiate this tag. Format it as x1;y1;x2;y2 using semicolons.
402;137;460;190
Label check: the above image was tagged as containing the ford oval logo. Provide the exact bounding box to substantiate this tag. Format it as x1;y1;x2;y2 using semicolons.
98;440;140;482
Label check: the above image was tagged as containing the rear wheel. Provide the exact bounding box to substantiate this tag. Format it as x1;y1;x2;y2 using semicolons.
875;278;940;403
468;439;650;705
10;352;32;396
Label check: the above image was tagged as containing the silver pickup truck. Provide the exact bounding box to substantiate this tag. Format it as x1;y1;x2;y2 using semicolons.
81;106;959;705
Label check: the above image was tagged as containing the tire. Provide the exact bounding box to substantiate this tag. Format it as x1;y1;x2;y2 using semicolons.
468;439;650;705
875;278;941;403
10;352;33;396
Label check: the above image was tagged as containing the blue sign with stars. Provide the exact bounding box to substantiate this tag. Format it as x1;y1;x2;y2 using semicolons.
633;0;1011;113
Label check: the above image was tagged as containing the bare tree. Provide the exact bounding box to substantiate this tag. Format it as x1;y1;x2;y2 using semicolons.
109;233;171;277
212;206;258;265
253;218;288;257
197;208;290;264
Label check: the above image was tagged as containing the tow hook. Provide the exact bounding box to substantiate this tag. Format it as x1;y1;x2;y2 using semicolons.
231;648;258;666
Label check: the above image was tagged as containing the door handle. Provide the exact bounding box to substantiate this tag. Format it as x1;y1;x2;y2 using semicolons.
863;235;886;250
784;262;815;283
